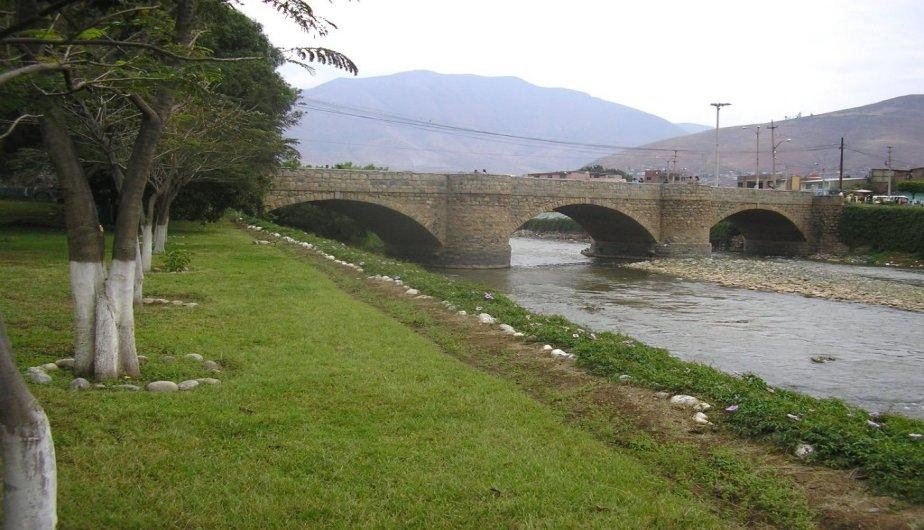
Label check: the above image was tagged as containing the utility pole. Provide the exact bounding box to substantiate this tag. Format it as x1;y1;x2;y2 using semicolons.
838;137;844;192
743;125;760;188
887;145;893;196
767;120;778;176
671;149;679;183
710;102;731;187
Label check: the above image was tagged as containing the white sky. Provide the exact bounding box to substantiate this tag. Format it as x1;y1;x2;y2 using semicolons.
237;0;924;126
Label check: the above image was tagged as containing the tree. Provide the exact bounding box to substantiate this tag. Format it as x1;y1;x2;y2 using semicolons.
1;0;356;380
0;317;57;528
897;180;924;201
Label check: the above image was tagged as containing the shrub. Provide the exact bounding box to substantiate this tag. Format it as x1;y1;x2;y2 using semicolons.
163;248;192;272
839;205;924;255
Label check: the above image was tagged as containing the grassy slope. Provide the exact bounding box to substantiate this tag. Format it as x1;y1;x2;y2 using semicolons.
1;206;732;527
242;214;923;504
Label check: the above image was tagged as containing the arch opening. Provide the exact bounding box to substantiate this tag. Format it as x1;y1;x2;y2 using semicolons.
514;204;657;260
271;199;443;262
711;208;808;256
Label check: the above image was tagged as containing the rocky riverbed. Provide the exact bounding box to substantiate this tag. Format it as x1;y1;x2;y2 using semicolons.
624;256;924;312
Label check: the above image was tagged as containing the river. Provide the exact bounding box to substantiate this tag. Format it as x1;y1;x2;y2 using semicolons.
453;237;924;418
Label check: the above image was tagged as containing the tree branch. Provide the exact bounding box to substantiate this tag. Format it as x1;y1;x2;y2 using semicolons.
6;38;263;62
0;61;65;86
0;0;84;41
0;114;41;140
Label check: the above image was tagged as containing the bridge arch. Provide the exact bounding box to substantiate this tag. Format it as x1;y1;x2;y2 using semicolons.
710;206;809;256
269;196;444;263
510;200;658;259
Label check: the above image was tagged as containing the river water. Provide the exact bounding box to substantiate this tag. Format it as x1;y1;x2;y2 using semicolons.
453;237;924;418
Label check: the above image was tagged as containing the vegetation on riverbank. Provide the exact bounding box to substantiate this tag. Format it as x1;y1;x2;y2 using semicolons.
839;204;924;257
0;202;744;527
246;213;924;504
519;215;585;234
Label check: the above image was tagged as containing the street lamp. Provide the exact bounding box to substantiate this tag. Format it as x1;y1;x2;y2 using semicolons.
742;125;761;189
710;102;731;187
772;138;791;186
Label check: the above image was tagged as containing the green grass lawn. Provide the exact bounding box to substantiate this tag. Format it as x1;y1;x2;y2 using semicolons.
1;206;736;527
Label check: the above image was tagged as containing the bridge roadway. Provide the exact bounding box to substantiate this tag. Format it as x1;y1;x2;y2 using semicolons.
266;169;845;268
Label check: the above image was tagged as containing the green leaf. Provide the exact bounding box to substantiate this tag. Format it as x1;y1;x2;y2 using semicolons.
75;27;107;40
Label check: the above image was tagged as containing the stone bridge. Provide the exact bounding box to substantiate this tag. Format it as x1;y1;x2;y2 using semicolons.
265;169;845;268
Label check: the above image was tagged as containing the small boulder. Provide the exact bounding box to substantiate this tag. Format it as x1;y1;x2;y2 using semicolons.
456;310;467;316
115;384;141;392
513;332;524;338
196;377;220;385
794;443;815;459
27;367;51;384
618;374;633;383
41;362;59;372
542;345;553;351
498;324;516;334
670;395;710;411
178;380;199;391
147;381;179;393
202;360;221;372
137;355;149;364
550;349;574;360
55;357;76;368
70;378;91;391
692;412;712;425
477;313;495;325
184;353;204;362
909;433;922;441
405;288;419;296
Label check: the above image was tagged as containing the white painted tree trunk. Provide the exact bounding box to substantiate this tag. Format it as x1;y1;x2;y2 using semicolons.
69;261;104;376
153;219;168;254
1;319;57;530
1;416;58;530
133;238;144;305
93;259;140;380
141;222;153;272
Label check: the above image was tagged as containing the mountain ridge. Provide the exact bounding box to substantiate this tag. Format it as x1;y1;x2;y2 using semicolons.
596;94;924;180
289;70;687;174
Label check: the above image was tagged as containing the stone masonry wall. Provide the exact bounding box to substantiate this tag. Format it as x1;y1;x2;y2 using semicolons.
266;169;843;267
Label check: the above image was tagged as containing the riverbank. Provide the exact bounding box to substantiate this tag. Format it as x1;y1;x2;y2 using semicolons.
0;203;788;527
624;255;924;313
243;215;924;507
2;200;922;526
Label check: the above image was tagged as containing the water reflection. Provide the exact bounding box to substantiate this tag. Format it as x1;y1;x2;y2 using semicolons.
453;237;924;418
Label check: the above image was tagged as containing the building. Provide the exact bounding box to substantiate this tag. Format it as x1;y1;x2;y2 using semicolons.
643;169;698;184
868;167;924;194
799;176;868;194
526;171;626;182
736;174;792;190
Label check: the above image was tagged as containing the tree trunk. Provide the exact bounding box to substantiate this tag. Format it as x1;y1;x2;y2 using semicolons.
152;194;171;254
39;104;105;377
141;193;157;271
133;237;144;305
0;318;57;529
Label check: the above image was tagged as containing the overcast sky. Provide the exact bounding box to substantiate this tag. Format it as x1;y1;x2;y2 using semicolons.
238;0;924;127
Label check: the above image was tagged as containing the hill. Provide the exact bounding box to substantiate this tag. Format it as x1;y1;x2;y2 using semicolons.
675;122;712;134
596;95;924;183
289;70;687;174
